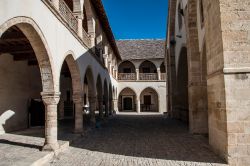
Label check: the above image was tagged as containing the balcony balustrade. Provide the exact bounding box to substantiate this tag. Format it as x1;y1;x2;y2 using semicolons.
139;73;158;81
47;0;91;47
58;0;78;32
118;73;136;80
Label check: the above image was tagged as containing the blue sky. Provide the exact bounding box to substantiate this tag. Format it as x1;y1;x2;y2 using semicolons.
102;0;168;40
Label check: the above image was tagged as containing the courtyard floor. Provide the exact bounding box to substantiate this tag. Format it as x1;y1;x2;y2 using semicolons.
46;114;227;166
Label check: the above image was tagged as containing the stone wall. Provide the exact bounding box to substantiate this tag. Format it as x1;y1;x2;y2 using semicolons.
0;54;42;133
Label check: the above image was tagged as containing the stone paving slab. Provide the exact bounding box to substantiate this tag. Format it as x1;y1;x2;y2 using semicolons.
0;126;82;166
46;115;228;166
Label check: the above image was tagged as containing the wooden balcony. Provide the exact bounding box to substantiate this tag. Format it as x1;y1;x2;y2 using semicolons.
139;73;158;81
118;73;136;80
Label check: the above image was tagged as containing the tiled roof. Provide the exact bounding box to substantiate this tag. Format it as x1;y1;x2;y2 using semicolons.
116;40;165;60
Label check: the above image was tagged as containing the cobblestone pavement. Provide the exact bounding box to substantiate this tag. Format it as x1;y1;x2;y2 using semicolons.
47;115;228;166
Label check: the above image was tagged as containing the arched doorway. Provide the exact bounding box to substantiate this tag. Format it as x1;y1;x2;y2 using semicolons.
118;88;137;112
176;47;189;122
0;21;54;135
140;88;159;112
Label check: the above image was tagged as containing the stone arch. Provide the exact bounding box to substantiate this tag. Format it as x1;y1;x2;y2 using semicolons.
139;87;159;112
83;66;96;96
139;60;157;73
118;60;136;73
60;52;82;94
118;87;137;112
0;17;55;93
176;47;189;122
185;0;208;134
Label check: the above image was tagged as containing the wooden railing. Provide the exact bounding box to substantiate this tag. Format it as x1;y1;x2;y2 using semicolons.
58;0;78;33
139;73;158;80
161;73;166;80
118;73;136;80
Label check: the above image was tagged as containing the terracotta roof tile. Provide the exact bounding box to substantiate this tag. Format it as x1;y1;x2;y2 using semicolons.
116;39;165;60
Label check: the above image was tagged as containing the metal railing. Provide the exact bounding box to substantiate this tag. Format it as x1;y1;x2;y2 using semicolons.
58;0;78;32
118;73;136;80
139;73;158;80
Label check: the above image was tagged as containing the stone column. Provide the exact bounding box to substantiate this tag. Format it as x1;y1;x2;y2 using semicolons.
98;98;104;119
136;68;140;80
87;18;96;48
113;99;118;112
137;97;141;113
76;16;83;38
157;67;161;80
73;93;83;133
41;92;60;151
103;55;108;69
89;96;96;125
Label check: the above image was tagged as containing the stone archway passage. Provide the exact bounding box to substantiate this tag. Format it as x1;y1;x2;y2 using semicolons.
0;17;58;151
118;88;137;112
175;47;189;122
140;88;159;112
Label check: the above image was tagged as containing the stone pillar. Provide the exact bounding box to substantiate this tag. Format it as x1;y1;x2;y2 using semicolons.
87;18;96;48
104;55;108;69
73;93;83;133
137;97;140;113
51;0;59;10
157;67;161;80
41;92;60;151
136;68;139;80
113;99;118;112
89;96;96;124
98;98;104;119
76;16;83;38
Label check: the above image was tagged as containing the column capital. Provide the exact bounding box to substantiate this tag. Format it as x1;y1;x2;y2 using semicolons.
41;91;60;105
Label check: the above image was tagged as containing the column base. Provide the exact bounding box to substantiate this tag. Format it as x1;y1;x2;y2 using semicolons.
42;142;59;151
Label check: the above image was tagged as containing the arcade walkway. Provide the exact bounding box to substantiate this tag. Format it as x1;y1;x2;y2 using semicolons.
47;114;227;166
